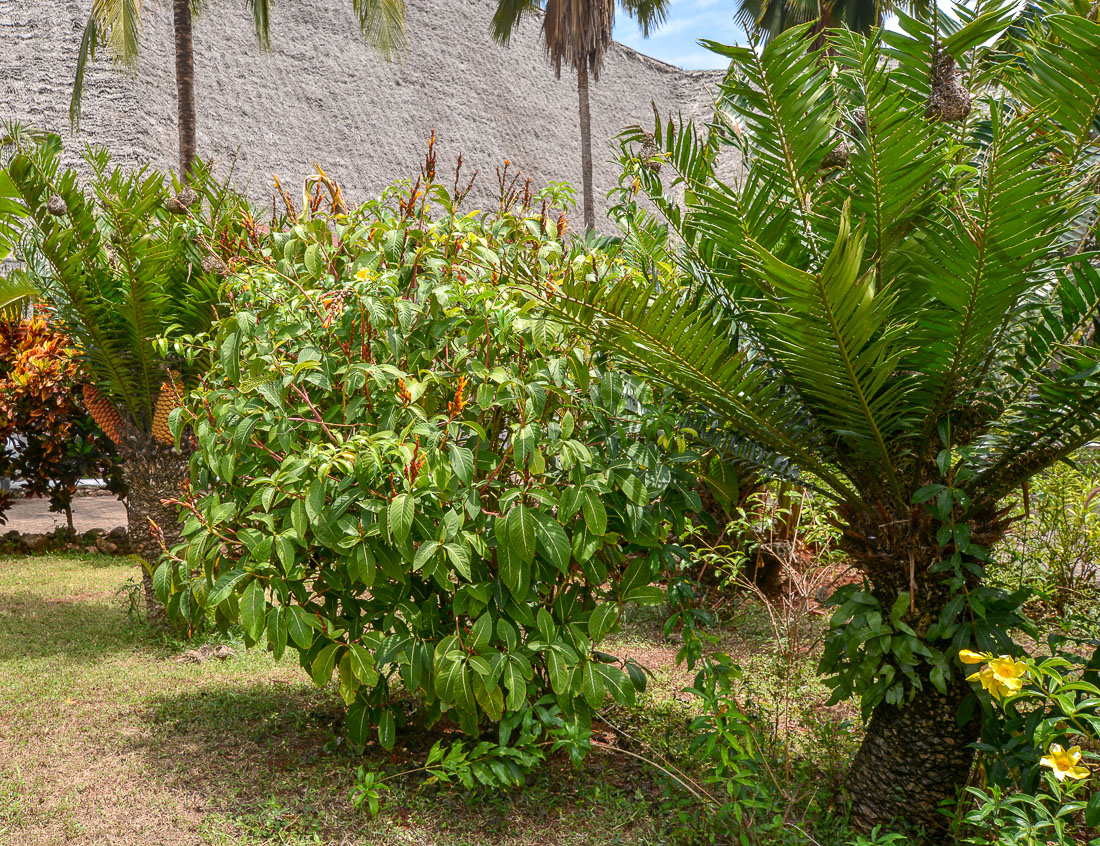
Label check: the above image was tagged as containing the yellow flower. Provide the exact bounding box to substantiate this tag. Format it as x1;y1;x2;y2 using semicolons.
959;649;988;664
355;267;369;282
1040;744;1090;781
966;654;1027;700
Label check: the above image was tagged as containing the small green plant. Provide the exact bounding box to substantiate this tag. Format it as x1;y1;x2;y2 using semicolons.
349;699;568;817
997;456;1100;614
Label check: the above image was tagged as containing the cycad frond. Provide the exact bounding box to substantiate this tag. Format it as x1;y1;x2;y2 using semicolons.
1005;13;1100;166
546;272;859;503
906;101;1075;437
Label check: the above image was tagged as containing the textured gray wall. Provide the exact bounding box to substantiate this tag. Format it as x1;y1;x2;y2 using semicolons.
1;0;724;229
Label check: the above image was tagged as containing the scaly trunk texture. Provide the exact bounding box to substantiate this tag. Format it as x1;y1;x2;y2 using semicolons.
846;669;978;841
577;61;596;233
839;508;1010;842
120;437;189;625
172;0;198;179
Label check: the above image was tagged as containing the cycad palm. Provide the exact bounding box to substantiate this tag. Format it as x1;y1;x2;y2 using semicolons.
550;4;1100;837
491;0;669;233
1;132;243;621
71;0;408;177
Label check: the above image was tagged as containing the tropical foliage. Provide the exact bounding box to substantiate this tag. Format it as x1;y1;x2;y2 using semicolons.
546;0;1100;835
157;167;700;747
0;130;247;616
0;313;123;529
71;0;409;175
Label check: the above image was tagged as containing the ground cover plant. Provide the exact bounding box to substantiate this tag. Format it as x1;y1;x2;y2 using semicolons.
551;0;1100;837
0;551;864;846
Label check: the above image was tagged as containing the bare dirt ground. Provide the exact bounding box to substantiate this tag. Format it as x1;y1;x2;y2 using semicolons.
2;495;128;535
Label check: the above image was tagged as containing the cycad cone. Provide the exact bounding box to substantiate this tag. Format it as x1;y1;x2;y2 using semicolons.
152;377;183;445
82;384;124;444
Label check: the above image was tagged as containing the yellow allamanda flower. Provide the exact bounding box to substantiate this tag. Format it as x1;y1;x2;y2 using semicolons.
1040;744;1090;781
958;650;1027;700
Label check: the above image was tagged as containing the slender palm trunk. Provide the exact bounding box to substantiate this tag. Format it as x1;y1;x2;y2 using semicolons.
577;62;596;234
120;437;189;625
172;0;198;179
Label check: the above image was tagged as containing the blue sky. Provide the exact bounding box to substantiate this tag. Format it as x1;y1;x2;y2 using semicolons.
612;0;746;70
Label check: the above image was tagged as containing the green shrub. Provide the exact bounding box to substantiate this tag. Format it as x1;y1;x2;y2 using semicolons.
996;455;1100;613
959;644;1100;844
159;180;698;747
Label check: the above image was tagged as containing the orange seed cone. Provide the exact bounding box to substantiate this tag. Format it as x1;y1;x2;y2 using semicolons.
152;376;184;445
82;384;125;445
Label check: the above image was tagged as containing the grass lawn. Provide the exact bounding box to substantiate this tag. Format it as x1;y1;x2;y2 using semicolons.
0;553;854;846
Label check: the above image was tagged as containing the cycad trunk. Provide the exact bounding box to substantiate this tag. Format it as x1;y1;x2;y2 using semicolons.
172;0;197;178
840;513;1008;842
846;669;978;841
119;437;189;625
577;62;595;233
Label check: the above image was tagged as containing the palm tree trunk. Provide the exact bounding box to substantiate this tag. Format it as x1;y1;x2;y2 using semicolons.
172;0;198;179
577;62;596;234
120;437;189;625
846;669;978;842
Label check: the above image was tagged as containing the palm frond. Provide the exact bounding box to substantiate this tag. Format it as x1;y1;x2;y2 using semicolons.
351;0;408;59
545;271;860;504
618;0;669;37
1005;13;1100;167
489;0;543;45
830;28;944;281
704;25;837;248
906;100;1071;440
742;208;916;501
245;0;272;50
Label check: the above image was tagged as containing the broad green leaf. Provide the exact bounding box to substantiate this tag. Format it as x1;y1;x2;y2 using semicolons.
620;474;648;506
389;494;414;543
267;607;288;660
240;579;266;641
444;543;472;580
207;568;247;608
311;643;340;686
508;504;536;564
587;604;619;643
378;708;396;749
597;664;635;705
448;444;474;485
581;661;606;708
286;605;315;649
348;644;378;686
532;511;570;572
346;702;371;746
581;490;607;536
413;540;440;571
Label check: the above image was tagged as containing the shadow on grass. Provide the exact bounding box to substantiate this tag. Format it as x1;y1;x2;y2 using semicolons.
130;682;662;845
0;590;148;663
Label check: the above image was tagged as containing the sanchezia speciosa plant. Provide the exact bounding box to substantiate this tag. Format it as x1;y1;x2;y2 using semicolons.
157;170;700;749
